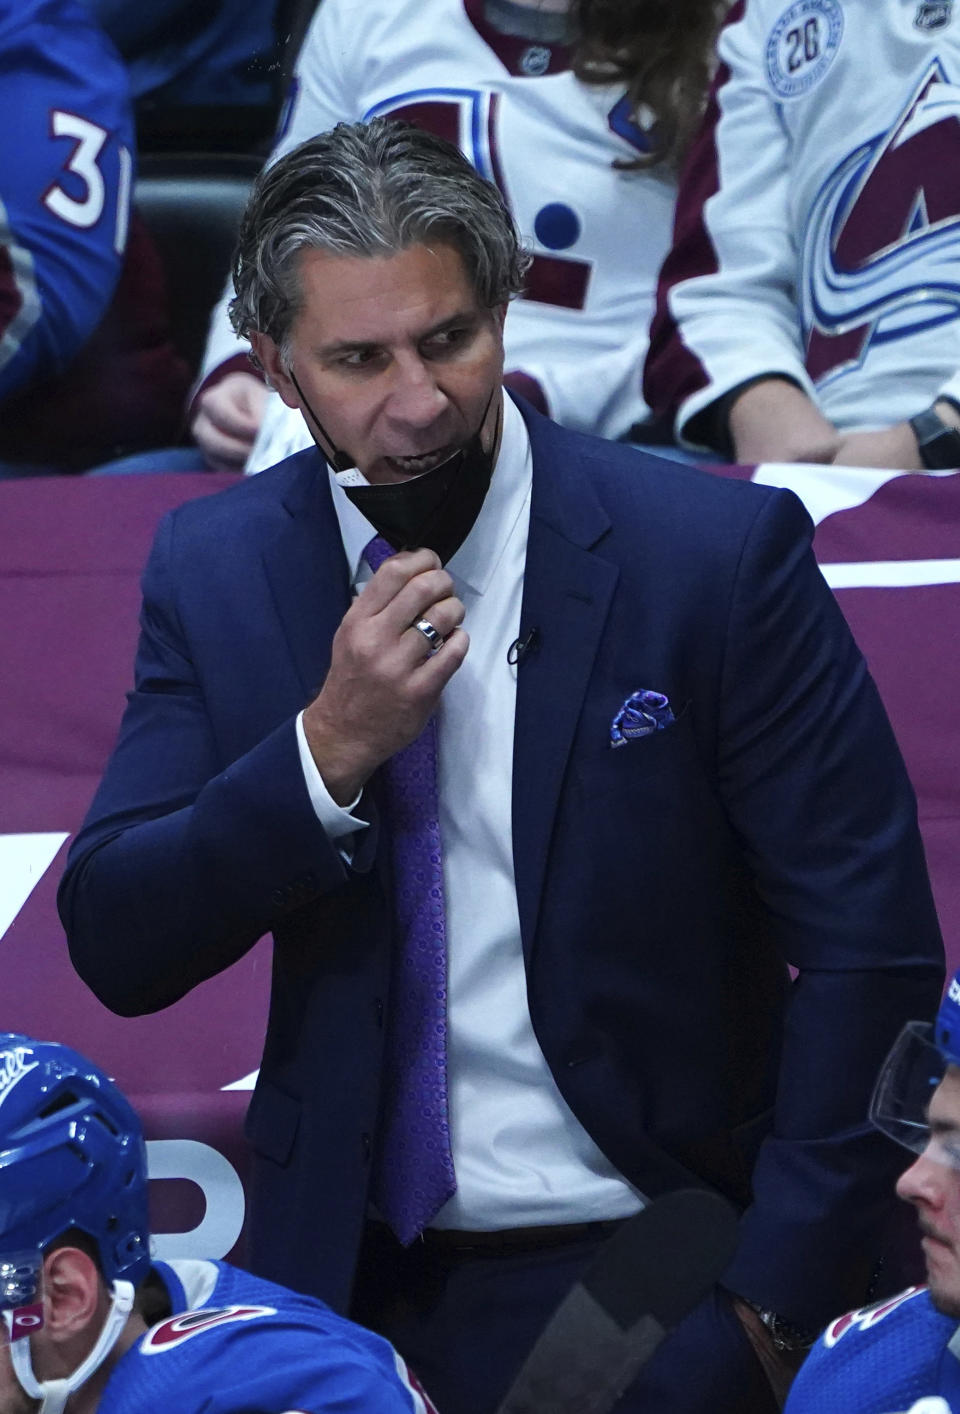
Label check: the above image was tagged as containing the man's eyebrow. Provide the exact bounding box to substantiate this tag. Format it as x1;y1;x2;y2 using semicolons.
424;310;480;333
315;311;480;359
928;1114;960;1136
314;337;381;359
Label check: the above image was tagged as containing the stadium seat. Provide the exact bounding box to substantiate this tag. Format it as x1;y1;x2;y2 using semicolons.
134;152;261;379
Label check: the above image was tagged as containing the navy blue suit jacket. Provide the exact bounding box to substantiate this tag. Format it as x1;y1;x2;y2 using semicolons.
60;398;943;1323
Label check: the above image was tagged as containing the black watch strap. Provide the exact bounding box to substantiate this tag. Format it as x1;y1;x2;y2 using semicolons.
909;405;960;470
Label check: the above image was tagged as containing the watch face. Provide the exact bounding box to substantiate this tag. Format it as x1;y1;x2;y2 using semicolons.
911;407;960;470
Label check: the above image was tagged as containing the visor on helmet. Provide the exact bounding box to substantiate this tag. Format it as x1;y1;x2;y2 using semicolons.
870;1020;958;1164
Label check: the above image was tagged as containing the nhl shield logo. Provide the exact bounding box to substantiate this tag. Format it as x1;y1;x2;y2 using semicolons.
519;44;551;76
914;0;952;29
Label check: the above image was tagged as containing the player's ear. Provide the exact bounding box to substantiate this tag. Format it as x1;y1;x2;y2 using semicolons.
42;1247;102;1343
250;332;300;409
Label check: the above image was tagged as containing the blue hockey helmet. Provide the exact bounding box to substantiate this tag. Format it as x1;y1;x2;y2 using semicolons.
871;973;960;1158
935;973;960;1067
0;1034;150;1315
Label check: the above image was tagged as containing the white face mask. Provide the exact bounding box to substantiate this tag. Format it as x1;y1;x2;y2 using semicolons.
5;1281;134;1414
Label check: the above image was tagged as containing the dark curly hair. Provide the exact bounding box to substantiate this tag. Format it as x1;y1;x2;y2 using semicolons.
572;0;730;171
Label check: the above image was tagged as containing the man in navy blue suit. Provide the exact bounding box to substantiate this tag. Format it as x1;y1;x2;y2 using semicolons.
60;119;944;1414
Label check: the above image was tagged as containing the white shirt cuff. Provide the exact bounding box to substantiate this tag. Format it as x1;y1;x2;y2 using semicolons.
295;710;368;841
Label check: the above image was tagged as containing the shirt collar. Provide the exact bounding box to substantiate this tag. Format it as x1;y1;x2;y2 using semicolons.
328;392;532;595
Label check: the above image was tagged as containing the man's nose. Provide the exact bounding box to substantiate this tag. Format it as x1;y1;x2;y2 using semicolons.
388;355;448;427
897;1149;945;1208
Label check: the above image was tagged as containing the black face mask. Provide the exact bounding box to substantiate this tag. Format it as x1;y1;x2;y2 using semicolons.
290;371;500;566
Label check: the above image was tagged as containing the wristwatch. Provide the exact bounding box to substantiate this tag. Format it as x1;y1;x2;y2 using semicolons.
908;402;960;470
746;1302;820;1354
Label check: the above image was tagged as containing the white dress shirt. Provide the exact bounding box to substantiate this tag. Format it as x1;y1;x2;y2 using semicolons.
296;394;643;1228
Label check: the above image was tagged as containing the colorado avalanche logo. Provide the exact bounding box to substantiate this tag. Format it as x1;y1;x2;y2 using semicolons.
801;61;960;387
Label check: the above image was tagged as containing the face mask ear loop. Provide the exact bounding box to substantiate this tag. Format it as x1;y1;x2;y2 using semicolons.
288;368;356;473
9;1279;135;1414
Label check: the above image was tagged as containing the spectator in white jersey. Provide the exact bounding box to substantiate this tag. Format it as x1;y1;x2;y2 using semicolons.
190;0;727;472
0;1034;437;1414
645;0;960;472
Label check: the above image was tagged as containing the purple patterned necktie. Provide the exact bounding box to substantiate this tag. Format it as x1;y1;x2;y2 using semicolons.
363;535;456;1243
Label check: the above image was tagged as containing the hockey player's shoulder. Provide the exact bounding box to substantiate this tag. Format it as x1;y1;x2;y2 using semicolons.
821;1285;933;1348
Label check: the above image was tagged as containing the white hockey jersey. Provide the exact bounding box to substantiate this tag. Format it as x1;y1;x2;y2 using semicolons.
644;0;960;444
198;0;677;469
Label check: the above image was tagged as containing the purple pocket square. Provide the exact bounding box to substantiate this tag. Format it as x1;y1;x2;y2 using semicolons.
610;689;676;748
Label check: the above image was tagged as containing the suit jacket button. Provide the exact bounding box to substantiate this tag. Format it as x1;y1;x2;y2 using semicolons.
374;998;384;1029
361;1132;371;1163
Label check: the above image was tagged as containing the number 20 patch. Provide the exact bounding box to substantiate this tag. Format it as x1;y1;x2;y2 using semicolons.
765;0;844;99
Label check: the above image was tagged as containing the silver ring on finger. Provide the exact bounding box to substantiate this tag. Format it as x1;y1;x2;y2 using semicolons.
413;618;445;654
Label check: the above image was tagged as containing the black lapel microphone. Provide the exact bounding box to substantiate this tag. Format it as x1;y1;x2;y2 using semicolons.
507;627;540;666
494;1188;738;1414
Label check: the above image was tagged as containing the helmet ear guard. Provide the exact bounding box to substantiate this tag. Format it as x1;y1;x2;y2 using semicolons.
0;1250;44;1325
1;1249;45;1343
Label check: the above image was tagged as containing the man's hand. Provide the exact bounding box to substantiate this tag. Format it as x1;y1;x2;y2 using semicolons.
303;549;468;805
190;371;268;467
832;399;960;471
729;378;841;465
831;423;924;470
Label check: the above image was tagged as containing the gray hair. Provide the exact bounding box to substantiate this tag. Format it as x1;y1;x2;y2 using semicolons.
229;118;531;360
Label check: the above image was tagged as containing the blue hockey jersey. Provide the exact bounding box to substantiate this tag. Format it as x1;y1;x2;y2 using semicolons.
0;0;134;402
99;1260;438;1413
786;1286;960;1413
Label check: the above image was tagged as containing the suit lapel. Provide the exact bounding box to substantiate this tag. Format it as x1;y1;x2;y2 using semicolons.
511;408;619;960
260;452;353;703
